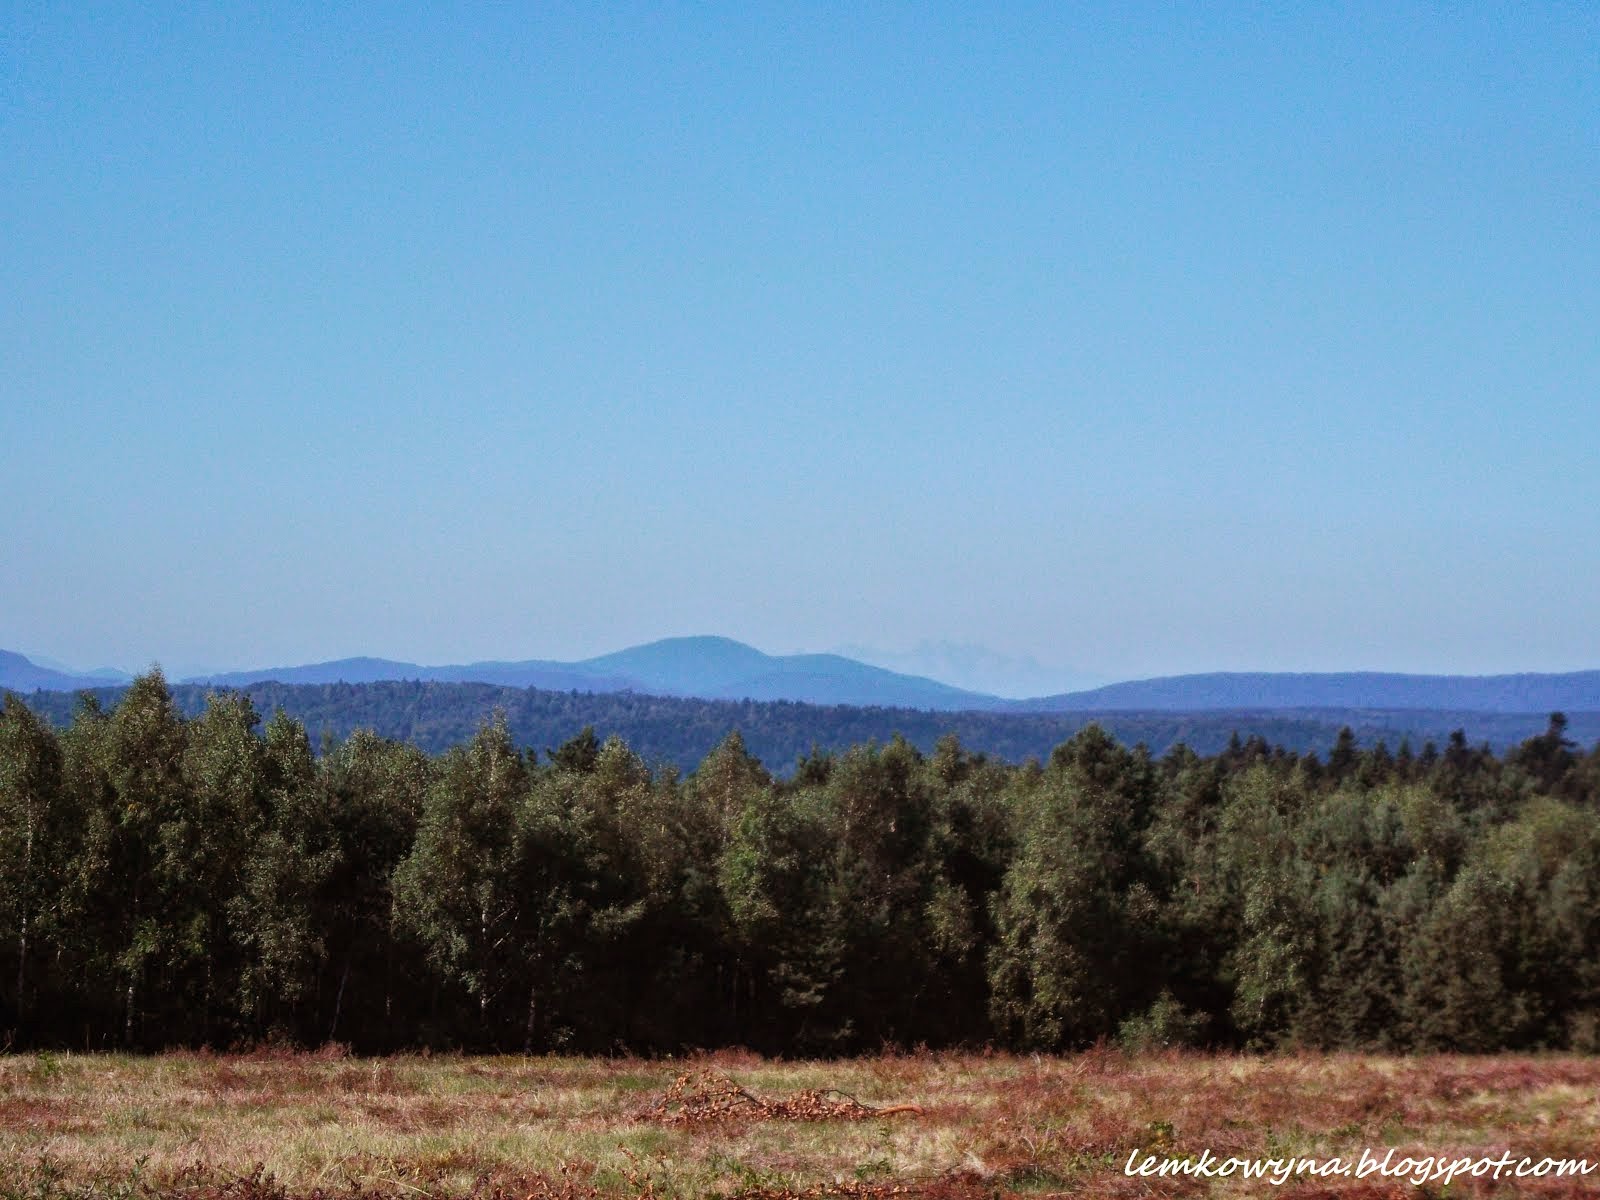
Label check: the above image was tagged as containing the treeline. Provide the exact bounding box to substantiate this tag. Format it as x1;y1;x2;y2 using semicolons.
23;679;1600;770
4;672;1600;1055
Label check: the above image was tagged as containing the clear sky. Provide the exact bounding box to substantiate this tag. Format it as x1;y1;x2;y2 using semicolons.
4;4;1597;688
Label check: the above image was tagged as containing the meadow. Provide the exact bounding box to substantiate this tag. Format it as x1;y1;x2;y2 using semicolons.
3;1049;1599;1199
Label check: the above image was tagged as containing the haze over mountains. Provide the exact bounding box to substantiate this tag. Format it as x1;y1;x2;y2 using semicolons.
180;636;997;710
1014;670;1600;714
0;650;132;693
5;637;1600;715
833;640;1105;698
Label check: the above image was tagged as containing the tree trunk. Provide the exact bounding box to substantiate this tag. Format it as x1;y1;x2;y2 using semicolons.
15;909;26;1029
16;818;31;1028
330;958;350;1042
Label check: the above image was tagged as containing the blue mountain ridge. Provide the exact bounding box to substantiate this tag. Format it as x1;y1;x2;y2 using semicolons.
0;650;132;693
6;642;1600;714
178;636;1004;711
1013;670;1600;714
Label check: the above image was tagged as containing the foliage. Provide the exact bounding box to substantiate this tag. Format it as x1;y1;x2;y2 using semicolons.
3;679;1600;1052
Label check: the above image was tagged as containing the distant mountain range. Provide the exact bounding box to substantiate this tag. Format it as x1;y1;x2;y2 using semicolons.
0;650;132;693
180;636;999;710
1015;670;1600;714
4;639;1599;715
833;640;1105;699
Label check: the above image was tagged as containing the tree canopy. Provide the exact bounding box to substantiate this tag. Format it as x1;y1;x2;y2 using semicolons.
3;683;1598;1054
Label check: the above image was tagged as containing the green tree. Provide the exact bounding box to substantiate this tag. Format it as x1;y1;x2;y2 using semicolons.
821;736;943;1046
546;725;600;774
79;670;190;1046
719;769;840;1049
1215;764;1316;1046
556;736;696;1048
316;729;431;1046
1401;798;1597;1048
923;736;1013;1042
988;726;1160;1048
392;715;529;1044
170;690;274;1040
1288;784;1413;1047
1509;712;1578;795
228;710;338;1036
0;695;70;1040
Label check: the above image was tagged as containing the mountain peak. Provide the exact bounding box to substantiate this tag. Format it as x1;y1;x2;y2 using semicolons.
577;636;775;691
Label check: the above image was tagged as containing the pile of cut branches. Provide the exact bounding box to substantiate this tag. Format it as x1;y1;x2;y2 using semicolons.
642;1070;923;1126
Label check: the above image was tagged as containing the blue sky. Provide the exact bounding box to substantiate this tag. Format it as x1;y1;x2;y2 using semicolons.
4;3;1597;689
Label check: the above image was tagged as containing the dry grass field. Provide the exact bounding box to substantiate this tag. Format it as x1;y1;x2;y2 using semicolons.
3;1049;1599;1198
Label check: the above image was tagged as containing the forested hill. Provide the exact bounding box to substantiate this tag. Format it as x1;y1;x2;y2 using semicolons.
13;644;1600;715
0;650;127;693
1019;669;1600;713
19;679;1600;770
180;635;999;710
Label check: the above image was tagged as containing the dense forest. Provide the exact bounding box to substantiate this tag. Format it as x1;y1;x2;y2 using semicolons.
21;679;1600;770
4;671;1600;1055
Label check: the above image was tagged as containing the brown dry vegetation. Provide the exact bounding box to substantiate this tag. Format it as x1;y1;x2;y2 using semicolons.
2;1050;1598;1199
